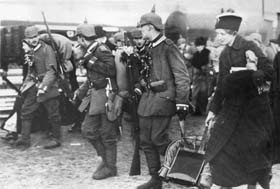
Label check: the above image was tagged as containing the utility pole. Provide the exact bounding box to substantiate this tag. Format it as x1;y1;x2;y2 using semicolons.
262;0;264;18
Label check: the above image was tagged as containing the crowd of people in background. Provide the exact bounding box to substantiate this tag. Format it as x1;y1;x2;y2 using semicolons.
1;7;280;189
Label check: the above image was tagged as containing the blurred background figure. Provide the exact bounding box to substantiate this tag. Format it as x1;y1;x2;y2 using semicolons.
265;34;280;63
191;36;210;115
177;37;196;67
113;31;125;48
246;32;265;53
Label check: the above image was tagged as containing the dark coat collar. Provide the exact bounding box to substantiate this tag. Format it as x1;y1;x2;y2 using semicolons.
230;35;245;50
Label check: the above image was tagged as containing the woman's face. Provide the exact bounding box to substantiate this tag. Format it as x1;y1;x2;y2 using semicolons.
215;29;234;46
196;45;204;52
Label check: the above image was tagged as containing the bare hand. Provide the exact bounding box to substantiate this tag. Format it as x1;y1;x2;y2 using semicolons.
205;111;215;127
246;62;257;71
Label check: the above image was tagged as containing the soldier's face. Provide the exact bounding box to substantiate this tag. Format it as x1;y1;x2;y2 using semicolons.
26;35;39;47
116;40;124;48
215;29;234;46
134;38;145;48
77;36;87;48
72;43;86;67
140;25;151;40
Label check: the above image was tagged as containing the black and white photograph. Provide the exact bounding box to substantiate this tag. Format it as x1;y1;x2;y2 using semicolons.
0;0;280;188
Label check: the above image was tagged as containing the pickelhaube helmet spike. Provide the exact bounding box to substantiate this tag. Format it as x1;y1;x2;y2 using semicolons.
151;4;155;13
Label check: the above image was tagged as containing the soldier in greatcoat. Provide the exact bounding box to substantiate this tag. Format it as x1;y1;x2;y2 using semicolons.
14;26;61;149
136;12;190;189
74;24;118;180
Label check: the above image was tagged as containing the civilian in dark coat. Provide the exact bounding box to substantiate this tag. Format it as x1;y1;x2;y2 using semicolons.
191;37;210;115
205;13;274;189
271;51;280;164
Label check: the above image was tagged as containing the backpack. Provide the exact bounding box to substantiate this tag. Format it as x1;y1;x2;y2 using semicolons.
39;33;73;73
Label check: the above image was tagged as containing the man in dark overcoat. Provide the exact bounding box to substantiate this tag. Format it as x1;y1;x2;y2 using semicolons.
136;12;190;189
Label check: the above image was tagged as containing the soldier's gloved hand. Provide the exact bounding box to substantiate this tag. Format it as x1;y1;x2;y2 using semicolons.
83;56;97;69
252;70;265;87
176;104;189;121
133;87;142;102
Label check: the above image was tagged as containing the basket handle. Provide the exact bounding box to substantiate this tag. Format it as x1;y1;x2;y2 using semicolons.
199;120;214;152
179;120;185;138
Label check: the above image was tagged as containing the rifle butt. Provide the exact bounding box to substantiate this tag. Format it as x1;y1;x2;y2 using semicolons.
129;135;141;176
129;150;141;176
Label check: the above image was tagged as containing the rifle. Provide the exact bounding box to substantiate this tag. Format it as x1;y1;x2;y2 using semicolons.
2;76;21;95
127;56;141;176
41;12;72;98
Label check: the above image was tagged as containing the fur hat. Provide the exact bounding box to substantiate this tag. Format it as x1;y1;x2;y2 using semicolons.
215;13;242;31
131;28;142;39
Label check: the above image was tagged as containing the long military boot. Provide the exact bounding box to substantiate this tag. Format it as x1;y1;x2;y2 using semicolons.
44;120;61;149
92;142;117;180
14;119;31;149
90;139;107;178
137;150;162;189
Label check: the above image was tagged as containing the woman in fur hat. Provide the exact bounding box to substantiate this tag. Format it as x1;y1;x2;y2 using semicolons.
205;13;274;189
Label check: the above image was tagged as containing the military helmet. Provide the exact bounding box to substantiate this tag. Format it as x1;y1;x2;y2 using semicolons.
24;26;39;38
139;12;163;30
131;28;142;39
76;24;96;37
95;25;106;38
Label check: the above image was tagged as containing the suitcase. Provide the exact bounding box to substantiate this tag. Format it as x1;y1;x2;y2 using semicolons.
159;120;209;187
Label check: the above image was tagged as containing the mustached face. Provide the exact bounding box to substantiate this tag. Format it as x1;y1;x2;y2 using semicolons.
25;35;40;47
72;44;85;60
134;38;145;48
